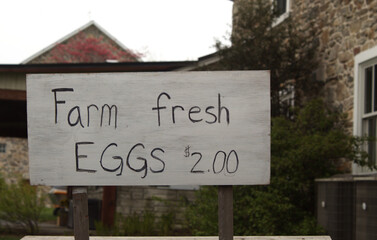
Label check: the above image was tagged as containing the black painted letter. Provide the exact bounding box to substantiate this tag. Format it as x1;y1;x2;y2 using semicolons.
51;88;74;124
152;92;171;126
68;106;84;128
218;93;230;125
101;104;118;129
188;106;203;123
150;148;165;173
126;143;148;179
100;143;123;176
75;141;96;173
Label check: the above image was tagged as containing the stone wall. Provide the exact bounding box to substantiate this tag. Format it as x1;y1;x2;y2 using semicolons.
291;0;377;126
232;0;377;127
0;136;29;183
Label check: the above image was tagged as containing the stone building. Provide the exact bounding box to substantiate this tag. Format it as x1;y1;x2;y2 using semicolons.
273;1;377;239
229;1;377;239
289;0;377;174
232;0;377;174
22;21;139;64
0;137;28;184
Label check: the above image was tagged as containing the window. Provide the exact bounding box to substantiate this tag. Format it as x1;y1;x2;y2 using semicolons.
273;0;291;26
362;64;377;166
0;143;6;153
354;45;377;173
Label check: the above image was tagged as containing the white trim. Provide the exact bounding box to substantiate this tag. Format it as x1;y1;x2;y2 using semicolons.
272;0;291;27
21;21;139;64
363;111;377;119
353;45;377;174
273;11;290;27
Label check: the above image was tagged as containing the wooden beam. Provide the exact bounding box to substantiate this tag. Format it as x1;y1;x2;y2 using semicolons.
0;62;196;73
218;185;233;240
0;89;26;101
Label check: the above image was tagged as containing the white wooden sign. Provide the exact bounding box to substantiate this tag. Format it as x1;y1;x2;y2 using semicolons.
27;71;270;186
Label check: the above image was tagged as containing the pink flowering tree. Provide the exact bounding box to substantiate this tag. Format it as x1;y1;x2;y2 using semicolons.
44;32;140;63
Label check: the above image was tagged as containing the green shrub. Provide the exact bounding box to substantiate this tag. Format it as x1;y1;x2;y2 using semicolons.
0;176;45;234
158;210;175;236
94;213;124;236
96;198;177;236
123;211;156;236
38;207;57;223
0;236;22;240
185;186;218;236
185;99;368;236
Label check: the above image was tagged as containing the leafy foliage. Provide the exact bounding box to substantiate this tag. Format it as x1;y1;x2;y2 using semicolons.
186;99;368;235
0;176;45;234
185;186;218;235
0;236;22;240
215;0;319;116
185;0;371;236
38;207;57;223
43;32;140;63
95;200;177;236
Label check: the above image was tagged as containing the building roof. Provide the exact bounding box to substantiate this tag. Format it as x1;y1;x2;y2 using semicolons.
0;61;196;73
21;21;140;64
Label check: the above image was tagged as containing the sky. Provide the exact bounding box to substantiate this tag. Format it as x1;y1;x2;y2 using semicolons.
0;0;233;64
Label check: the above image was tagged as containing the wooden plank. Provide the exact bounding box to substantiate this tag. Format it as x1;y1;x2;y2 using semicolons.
101;186;117;227
72;187;89;240
0;89;26;101
218;186;233;240
21;236;333;240
27;71;270;186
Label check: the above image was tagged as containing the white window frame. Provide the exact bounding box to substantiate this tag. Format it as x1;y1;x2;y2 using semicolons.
273;0;291;27
353;45;377;174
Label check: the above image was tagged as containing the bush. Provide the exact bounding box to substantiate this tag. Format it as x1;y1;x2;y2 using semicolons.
185;99;368;235
96;198;178;236
0;176;45;234
123;211;156;236
185;186;218;235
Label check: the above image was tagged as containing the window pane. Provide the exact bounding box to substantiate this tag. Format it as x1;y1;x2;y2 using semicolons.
365;118;377;166
276;0;287;16
365;66;373;113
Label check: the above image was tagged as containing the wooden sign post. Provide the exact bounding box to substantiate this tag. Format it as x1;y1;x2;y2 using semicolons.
72;187;89;240
26;71;270;239
219;186;233;240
